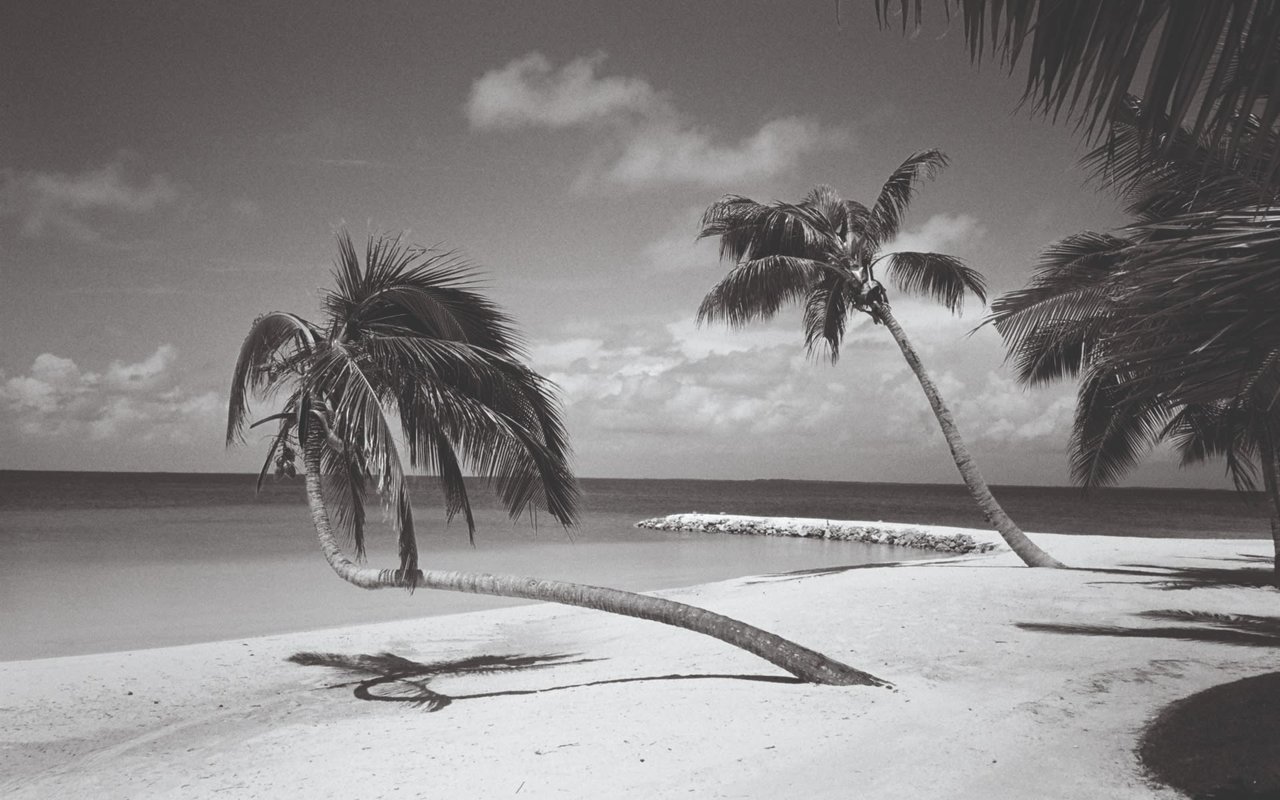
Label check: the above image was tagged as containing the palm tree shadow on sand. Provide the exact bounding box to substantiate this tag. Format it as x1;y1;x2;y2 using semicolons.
288;651;802;712
1017;610;1280;649
1071;554;1277;591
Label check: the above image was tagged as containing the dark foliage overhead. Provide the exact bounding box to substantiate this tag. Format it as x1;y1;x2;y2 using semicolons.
878;1;1280;183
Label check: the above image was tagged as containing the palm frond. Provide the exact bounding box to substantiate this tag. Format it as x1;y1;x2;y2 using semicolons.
255;412;297;492
698;198;840;264
1007;315;1108;387
303;345;418;576
357;335;579;529
882;250;986;313
878;1;1280;181
1091;209;1280;404
318;436;369;560
801;271;856;362
865;150;949;249
696;256;828;329
325;232;523;355
1086;95;1280;218
226;312;318;445
1165;401;1261;493
989;230;1129;353
1070;370;1176;487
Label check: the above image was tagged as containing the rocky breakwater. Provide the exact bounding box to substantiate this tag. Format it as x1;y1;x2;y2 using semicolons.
635;513;1003;555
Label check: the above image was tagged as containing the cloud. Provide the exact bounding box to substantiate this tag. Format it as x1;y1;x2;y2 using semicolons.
642;207;720;272
0;345;219;442
602;117;848;189
879;366;1077;449
883;213;985;255
0;156;179;242
469;52;848;188
467;52;664;130
531;315;917;453
527;310;1086;481
230;197;260;217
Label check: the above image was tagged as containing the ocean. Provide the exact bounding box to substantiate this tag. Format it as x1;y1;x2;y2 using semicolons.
0;471;1269;662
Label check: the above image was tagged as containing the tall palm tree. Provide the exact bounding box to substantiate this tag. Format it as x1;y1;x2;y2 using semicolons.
226;230;885;686
990;100;1280;579
696;151;1064;568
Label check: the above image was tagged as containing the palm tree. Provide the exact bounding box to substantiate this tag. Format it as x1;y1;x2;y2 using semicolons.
226;230;885;686
990;100;1280;579
993;231;1280;579
696;151;1064;568
876;0;1280;417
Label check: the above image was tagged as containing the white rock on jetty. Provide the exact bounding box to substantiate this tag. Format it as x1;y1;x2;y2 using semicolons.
635;513;1006;555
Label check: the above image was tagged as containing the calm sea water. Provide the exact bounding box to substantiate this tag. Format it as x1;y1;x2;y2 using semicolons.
0;471;1269;662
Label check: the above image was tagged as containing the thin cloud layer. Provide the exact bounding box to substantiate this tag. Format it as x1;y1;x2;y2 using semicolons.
0;345;219;442
0;156;179;242
602;117;847;188
529;314;1083;480
468;52;848;188
884;213;985;255
643;207;719;272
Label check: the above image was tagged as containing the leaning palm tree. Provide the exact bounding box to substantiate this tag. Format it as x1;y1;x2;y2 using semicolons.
696;151;1063;568
226;230;884;686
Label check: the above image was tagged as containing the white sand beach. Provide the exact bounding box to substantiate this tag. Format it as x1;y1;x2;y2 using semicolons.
2;521;1275;799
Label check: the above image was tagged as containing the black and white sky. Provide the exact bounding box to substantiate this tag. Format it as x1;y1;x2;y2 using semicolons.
0;1;1221;487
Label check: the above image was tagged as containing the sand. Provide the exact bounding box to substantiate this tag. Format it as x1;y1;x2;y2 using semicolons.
2;520;1275;799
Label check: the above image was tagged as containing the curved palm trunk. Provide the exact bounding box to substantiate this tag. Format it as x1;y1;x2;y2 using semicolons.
302;456;888;687
876;304;1065;568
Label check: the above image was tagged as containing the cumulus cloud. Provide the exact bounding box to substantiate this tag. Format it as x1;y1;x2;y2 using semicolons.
467;52;664;130
0;156;179;242
0;346;219;442
883;213;985;255
468;52;848;188
602;117;848;188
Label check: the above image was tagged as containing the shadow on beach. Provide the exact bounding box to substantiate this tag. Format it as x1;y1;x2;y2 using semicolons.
1070;554;1277;591
288;651;802;712
1139;671;1280;799
1016;610;1280;649
744;560;909;584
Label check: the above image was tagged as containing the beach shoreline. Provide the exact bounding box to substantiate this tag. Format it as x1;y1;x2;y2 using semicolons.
3;520;1275;798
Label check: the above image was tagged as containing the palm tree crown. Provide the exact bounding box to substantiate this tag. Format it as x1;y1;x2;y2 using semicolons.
697;150;987;360
227;231;580;580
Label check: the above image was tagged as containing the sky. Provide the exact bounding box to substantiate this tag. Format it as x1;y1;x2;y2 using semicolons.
0;1;1231;488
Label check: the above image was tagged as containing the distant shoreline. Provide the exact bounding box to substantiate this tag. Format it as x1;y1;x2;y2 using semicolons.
0;467;1257;495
